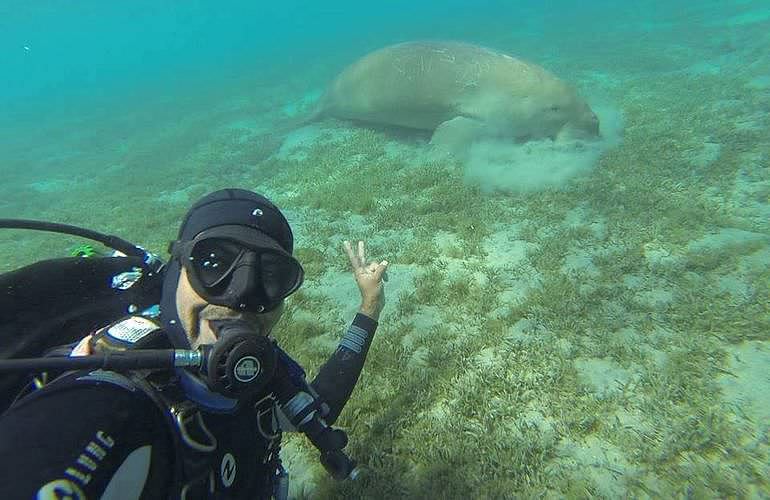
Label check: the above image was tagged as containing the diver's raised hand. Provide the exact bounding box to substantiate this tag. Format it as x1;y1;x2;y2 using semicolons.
343;240;388;320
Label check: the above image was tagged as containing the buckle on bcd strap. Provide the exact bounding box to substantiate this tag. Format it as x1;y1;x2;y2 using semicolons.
171;401;218;453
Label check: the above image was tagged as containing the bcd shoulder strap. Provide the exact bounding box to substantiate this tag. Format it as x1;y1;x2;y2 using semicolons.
48;316;220;498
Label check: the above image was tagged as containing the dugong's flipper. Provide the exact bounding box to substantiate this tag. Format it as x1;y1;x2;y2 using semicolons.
430;116;487;156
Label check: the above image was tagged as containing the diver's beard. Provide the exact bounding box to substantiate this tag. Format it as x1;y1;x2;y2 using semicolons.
195;306;265;346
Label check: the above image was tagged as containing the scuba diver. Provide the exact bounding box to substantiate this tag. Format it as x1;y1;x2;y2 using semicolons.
0;188;389;499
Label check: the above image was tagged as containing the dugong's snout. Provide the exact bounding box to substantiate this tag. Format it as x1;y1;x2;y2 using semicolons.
566;108;600;140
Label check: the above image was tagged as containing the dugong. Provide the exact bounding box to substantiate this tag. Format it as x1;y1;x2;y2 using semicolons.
314;41;600;149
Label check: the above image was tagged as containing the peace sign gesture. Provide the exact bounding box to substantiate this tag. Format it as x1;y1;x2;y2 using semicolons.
344;240;388;320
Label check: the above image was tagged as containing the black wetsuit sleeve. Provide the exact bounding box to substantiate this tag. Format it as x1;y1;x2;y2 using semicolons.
310;313;378;424
0;376;173;499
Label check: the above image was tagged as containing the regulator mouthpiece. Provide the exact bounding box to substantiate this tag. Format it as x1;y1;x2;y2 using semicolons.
199;320;277;398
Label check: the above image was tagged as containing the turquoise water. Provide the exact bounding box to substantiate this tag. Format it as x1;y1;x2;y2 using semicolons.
1;1;769;497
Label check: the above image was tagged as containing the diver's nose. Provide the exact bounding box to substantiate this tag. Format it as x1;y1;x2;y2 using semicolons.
230;252;261;310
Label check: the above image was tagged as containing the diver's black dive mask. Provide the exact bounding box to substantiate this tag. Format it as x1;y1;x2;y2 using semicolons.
171;225;304;313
